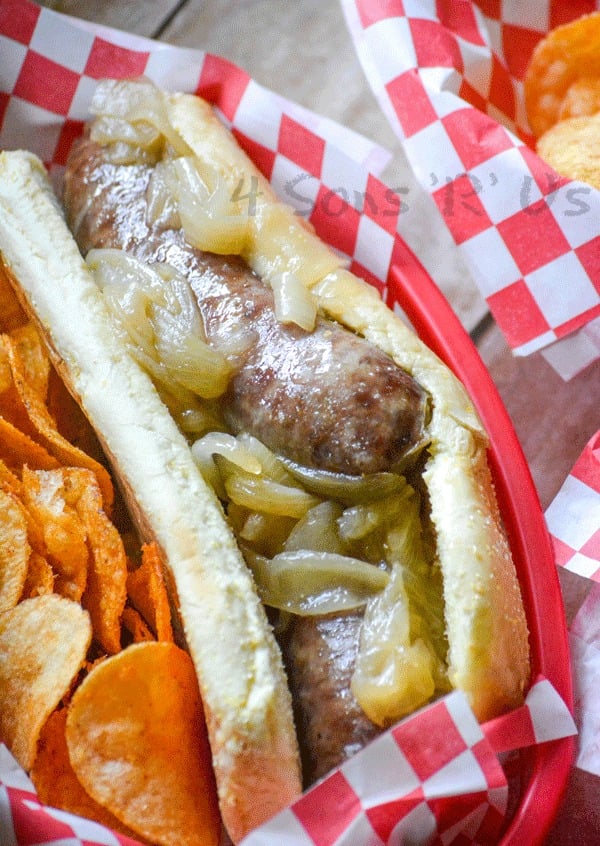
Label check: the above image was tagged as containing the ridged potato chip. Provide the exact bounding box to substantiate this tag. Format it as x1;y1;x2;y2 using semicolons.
537;112;600;190
21;468;89;602
0;415;60;472
2;328;114;509
126;541;174;642
0;594;91;770
66;641;221;846
121;605;156;643
68;467;127;654
0;261;27;332
21;551;55;599
524;11;600;137
558;75;600;121
0;488;30;612
32;708;142;842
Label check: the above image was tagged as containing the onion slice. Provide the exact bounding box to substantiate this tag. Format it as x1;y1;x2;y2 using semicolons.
279;459;408;505
271;271;317;331
245;549;389;615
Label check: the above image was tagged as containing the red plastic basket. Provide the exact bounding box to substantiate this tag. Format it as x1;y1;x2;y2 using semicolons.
388;254;575;844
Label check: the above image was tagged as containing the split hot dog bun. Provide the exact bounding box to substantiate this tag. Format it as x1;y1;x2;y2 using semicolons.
0;150;301;842
0;78;530;843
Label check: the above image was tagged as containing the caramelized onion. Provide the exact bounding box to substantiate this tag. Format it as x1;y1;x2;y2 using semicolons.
245;549;389;615
159;157;250;255
280;459;408;505
271;271;317;331
87;249;232;399
350;482;448;725
224;473;320;519
89;115;161;151
90;78;190;156
283;501;345;554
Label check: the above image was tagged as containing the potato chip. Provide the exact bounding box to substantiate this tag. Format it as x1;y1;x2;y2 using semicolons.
46;367;108;467
0;488;30;613
66;642;221;846
558;75;600;121
5;323;50;399
126;542;174;642
3;333;114;510
537;112;600;190
0;261;27;333
31;708;142;841
524;12;600;137
69;468;127;654
0;455;23;497
0;333;46;438
21;468;89;601
121;605;156;643
21;551;54;599
0;415;60;472
0;594;91;770
0;339;12;395
0;459;47;558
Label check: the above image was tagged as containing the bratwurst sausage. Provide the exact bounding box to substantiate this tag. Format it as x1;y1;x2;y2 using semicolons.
63;137;427;477
63;135;420;782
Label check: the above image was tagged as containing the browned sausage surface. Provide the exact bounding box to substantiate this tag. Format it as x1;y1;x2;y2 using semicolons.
63;135;415;783
280;612;380;785
64;137;426;476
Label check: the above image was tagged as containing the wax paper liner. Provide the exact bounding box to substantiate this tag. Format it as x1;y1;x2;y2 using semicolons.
0;677;575;846
0;2;576;844
341;0;600;377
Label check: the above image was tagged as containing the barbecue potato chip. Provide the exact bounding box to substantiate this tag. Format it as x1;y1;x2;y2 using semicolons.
32;708;142;841
121;605;156;643
0;416;60;472
0;488;29;612
66;641;221;846
0;261;27;332
537;112;600;190
558;75;600;121
0;594;91;770
69;467;127;654
4;324;50;399
21;467;89;601
524;11;600;137
21;550;54;599
126;542;174;642
2;332;114;509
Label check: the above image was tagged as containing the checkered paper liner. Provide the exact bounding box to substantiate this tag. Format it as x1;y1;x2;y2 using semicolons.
0;678;575;846
544;432;600;784
546;430;600;582
341;0;600;377
0;1;578;843
569;581;600;778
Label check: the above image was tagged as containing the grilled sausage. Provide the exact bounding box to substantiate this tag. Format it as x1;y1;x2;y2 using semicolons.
63;137;427;477
281;612;380;785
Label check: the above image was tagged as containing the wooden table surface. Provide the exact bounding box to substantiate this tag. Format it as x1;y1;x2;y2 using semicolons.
36;1;600;843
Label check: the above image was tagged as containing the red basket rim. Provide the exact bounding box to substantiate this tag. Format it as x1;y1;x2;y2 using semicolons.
388;254;574;845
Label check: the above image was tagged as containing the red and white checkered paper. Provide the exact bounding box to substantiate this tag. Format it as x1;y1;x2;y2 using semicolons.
341;0;600;375
0;678;575;846
545;432;600;785
0;1;578;843
546;430;600;581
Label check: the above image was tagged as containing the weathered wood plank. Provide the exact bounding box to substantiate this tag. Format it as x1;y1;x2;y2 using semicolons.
159;0;488;331
37;0;184;39
478;321;600;510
